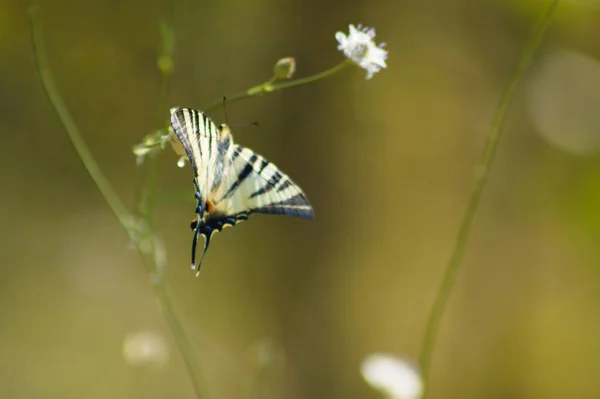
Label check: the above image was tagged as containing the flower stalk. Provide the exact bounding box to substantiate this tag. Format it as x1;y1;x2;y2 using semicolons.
206;59;352;111
417;1;559;397
134;59;354;158
134;22;387;160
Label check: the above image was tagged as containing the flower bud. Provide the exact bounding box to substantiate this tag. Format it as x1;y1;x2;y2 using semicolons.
273;57;296;79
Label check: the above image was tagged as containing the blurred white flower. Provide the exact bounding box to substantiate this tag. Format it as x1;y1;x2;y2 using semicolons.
336;24;388;80
526;48;600;155
361;354;423;399
123;330;169;368
247;338;287;370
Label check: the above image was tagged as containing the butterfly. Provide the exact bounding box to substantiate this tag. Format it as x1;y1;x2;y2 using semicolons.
169;107;315;275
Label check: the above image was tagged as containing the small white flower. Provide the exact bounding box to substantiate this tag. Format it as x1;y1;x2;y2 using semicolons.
336;24;388;80
123;330;170;368
361;354;423;399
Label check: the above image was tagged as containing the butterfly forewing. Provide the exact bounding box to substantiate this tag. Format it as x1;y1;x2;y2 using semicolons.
213;145;314;219
170;108;228;205
169;107;314;274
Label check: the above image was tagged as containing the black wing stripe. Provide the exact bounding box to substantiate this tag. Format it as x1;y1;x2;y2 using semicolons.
251;193;314;218
205;116;213;155
202;113;212;137
252;206;313;218
249;172;283;199
171;109;200;174
223;154;258;199
257;159;269;174
193;109;200;137
231;146;242;162
276;179;294;193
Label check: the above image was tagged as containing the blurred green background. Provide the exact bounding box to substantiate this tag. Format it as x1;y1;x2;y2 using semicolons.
3;0;600;398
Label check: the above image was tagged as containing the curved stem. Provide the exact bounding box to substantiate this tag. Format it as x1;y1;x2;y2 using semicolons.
134;60;352;154
417;1;559;396
203;59;352;112
29;7;206;399
29;6;134;232
151;272;206;398
267;59;352;90
135;4;176;226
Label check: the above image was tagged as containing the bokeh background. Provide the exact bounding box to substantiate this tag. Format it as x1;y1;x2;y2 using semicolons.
2;0;600;398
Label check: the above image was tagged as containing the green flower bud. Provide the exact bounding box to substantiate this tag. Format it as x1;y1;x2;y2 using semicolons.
273;57;296;79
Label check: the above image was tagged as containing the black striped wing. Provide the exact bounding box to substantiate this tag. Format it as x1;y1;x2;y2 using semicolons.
169;107;314;275
211;144;314;220
194;145;314;273
170;107;231;210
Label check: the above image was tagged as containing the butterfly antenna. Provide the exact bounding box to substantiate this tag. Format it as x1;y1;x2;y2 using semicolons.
228;121;260;129
222;96;229;125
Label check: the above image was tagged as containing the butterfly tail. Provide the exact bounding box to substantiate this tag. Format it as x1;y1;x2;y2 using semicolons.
194;232;212;277
191;223;201;273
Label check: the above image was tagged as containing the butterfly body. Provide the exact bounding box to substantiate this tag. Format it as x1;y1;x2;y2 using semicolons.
169;107;314;275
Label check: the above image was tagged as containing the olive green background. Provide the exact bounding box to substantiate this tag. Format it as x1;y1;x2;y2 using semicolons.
2;0;600;398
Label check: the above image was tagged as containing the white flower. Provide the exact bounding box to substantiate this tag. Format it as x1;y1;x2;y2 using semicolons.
123;330;170;368
361;354;423;399
336;24;388;80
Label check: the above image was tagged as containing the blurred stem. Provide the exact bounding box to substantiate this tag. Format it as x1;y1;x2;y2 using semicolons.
418;0;558;396
29;7;206;399
135;6;176;225
248;360;272;399
203;59;352;112
136;3;207;399
28;6;133;233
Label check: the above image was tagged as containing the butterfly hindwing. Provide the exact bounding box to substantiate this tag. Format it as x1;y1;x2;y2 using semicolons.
169;107;314;275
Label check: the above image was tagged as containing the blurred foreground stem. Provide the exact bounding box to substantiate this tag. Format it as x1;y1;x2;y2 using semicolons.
418;1;559;396
28;7;206;399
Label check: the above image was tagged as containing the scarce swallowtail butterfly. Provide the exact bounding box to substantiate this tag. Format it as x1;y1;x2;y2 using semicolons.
169;107;315;275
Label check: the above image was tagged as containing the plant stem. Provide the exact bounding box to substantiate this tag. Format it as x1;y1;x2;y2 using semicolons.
417;1;559;396
28;6;134;233
133;59;352;154
202;59;352;112
153;282;204;396
28;7;206;399
136;6;176;225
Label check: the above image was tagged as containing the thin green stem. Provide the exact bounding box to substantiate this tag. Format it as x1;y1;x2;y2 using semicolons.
136;6;176;225
418;1;559;396
136;4;207;397
156;18;175;130
29;7;206;399
153;283;204;396
133;59;352;154
29;6;134;233
266;59;352;91
202;59;352;112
